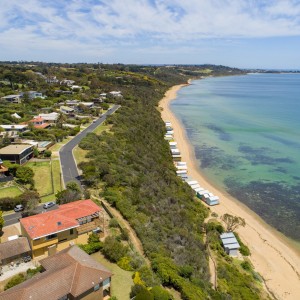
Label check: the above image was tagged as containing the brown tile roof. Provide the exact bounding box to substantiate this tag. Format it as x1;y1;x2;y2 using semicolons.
0;237;31;263
0;246;112;300
20;200;101;240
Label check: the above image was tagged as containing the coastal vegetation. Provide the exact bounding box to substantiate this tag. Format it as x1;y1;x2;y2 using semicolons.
0;62;268;299
75;66;267;299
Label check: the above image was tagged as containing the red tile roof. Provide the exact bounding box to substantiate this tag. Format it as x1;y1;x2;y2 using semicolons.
0;246;112;300
20;200;100;240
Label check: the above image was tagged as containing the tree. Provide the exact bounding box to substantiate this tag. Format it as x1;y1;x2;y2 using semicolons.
221;214;246;232
66;181;81;192
0;211;5;233
56;113;66;129
16;166;34;185
55;183;81;205
18;191;40;212
33;148;39;158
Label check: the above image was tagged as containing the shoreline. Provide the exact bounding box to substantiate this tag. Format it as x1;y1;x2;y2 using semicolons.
159;82;300;300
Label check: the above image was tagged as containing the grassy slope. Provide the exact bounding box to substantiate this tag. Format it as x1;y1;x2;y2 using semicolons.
0;186;23;198
91;252;133;300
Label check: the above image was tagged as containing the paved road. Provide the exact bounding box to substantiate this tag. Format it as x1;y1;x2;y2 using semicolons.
4;204;59;227
59;105;120;188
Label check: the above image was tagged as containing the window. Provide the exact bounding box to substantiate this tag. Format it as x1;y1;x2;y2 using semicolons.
94;284;100;291
70;229;74;235
45;233;57;240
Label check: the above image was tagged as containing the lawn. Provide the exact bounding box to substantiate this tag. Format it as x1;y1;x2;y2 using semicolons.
37;159;62;202
0;186;23;199
27;161;53;196
49;137;73;152
73;146;89;165
91;252;133;300
93;123;112;135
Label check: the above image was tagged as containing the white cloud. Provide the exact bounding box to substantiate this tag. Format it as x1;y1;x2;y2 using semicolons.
0;0;300;62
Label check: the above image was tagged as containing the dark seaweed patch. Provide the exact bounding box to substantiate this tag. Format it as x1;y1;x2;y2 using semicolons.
273;167;287;174
238;144;294;165
262;133;300;148
195;144;240;170
204;123;231;141
224;178;300;241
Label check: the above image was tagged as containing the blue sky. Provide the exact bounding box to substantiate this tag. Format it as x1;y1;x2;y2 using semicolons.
1;0;300;68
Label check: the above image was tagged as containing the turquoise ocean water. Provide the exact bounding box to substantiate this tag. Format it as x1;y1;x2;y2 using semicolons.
171;74;300;241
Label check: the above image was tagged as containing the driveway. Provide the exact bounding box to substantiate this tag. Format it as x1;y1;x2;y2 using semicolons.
59;105;120;188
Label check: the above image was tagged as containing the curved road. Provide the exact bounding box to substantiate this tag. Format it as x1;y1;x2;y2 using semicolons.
59;105;120;188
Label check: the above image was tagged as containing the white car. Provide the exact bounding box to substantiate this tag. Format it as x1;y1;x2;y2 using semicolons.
43;201;56;209
14;204;24;212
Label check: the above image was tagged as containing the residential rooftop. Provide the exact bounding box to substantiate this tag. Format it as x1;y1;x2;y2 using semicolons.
0;246;112;300
20;199;101;240
0;144;33;155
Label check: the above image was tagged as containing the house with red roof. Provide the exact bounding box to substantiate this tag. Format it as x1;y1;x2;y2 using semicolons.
20;199;103;258
27;116;51;129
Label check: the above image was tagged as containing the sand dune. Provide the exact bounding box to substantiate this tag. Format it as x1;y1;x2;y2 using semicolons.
159;83;300;300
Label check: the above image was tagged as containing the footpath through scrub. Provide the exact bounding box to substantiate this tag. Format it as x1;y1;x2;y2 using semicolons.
94;197;151;267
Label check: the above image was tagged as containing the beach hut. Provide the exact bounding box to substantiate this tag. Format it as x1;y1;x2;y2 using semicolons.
171;148;180;155
176;161;187;166
186;180;199;186
190;183;201;189
176;165;188;171
164;134;173;140
206;195;219;206
194;187;205;195
177;173;188;179
166;130;174;135
165;121;172;127
169;142;177;149
172;154;182;161
220;232;240;256
176;170;187;176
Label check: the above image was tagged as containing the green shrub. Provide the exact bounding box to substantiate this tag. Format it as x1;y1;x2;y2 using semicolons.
44;150;52;157
4;274;25;290
234;232;251;256
241;261;252;271
102;236;129;262
79;242;103;254
151;286;173;300
109;218;119;228
117;256;133;271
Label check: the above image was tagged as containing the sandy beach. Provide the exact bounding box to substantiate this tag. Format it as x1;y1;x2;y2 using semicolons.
159;83;300;300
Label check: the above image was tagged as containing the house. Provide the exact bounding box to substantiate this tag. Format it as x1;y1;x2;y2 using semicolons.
11;113;21;119
0;144;34;165
71;85;82;90
0;124;28;133
79;102;94;108
220;232;240;256
0;245;112;300
0;237;31;266
109;91;122;97
1;94;21;104
27;116;51;129
20;91;46;100
37;112;59;123
20;199;103;258
46;76;59;84
60;79;75;86
60;105;75;115
66;99;80;106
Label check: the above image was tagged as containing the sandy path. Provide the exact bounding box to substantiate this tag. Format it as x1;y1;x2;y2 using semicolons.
159;83;300;300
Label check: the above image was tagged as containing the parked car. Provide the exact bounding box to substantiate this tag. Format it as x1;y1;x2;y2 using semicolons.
14;204;24;212
43;201;56;209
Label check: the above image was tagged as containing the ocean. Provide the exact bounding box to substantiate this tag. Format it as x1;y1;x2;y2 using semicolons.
171;73;300;242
